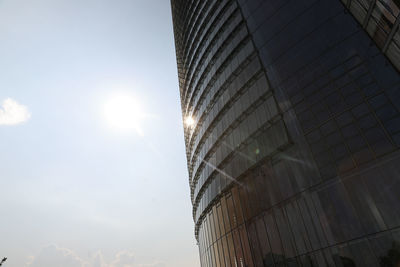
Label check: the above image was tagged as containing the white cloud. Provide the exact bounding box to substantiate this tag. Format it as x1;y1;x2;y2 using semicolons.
26;245;165;267
26;245;87;267
109;250;136;267
0;97;31;125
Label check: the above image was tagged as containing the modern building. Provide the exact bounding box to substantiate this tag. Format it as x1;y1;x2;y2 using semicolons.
171;0;400;266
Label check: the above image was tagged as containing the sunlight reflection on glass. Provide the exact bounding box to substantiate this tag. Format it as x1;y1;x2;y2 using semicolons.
184;116;196;128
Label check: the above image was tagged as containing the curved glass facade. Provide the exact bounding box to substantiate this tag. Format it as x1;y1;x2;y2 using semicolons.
341;0;400;70
171;0;400;266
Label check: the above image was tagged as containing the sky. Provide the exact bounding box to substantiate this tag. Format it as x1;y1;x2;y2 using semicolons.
0;0;200;266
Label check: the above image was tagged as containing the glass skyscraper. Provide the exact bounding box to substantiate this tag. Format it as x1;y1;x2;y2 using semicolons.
171;1;400;266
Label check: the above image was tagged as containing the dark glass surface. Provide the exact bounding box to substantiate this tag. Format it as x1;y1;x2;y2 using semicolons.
171;0;400;266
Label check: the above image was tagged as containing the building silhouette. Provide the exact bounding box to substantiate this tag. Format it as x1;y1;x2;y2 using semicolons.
171;0;400;266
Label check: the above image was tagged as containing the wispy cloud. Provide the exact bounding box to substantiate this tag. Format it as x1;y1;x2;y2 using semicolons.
26;245;165;267
0;97;31;125
26;245;86;267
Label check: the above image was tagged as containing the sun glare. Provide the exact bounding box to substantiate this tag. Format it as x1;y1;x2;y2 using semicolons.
184;116;196;128
104;93;145;135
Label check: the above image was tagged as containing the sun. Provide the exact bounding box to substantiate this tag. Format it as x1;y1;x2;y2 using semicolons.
104;93;145;135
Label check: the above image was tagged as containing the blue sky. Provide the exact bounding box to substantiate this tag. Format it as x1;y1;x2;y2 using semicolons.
0;0;199;266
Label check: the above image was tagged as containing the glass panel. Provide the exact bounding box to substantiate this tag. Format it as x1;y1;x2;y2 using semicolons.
349;0;369;25
226;194;238;229
386;41;400;71
301;253;317;267
247;222;263;266
217;202;226;236
227;232;237;267
264;210;285;265
238;179;253;221
232;186;245;225
246;175;262;217
367;12;389;48
210;244;216;267
348;238;379;266
363;167;400;228
221;195;232;233
218;239;226;267
233;229;245;267
331;243;355;267
205;217;212;249
222;235;232;267
369;230;400;267
204;248;209;267
274;206;297;259
254;171;271;211
209;211;217;244
214;242;221;267
285;201;311;255
255;216;274;266
313;250;328;267
214;205;221;240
